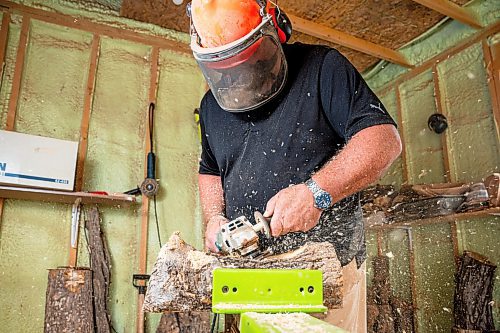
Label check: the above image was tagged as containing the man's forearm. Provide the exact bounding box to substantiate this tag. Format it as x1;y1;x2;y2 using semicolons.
312;124;402;204
198;174;225;225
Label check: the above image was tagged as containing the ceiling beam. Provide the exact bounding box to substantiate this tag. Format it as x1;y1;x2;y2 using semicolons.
287;14;413;68
410;0;482;29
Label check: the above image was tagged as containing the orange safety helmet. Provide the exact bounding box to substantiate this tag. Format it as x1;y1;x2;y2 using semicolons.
191;0;270;48
188;0;291;112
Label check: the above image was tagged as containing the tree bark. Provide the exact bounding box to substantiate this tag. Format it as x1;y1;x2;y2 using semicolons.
144;232;343;313
85;207;112;333
453;251;497;332
156;312;211;333
44;268;94;333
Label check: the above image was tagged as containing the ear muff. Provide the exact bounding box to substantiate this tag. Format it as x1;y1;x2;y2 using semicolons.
269;7;292;43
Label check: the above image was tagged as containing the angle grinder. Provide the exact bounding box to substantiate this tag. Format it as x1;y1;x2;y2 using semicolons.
215;211;273;259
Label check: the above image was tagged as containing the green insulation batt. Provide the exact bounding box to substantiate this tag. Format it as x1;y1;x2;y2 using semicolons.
0;4;206;333
377;89;404;188
436;42;500;182
413;223;456;332
400;70;446;185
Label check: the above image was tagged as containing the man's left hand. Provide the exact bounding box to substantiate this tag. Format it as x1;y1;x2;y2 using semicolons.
263;184;322;237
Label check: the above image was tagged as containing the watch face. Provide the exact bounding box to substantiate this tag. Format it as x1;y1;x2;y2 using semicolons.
315;192;332;210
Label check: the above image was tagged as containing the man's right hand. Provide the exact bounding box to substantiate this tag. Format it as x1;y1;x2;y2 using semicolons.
205;215;229;253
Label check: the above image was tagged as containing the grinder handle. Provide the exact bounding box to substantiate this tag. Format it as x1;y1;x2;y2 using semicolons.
253;211;272;238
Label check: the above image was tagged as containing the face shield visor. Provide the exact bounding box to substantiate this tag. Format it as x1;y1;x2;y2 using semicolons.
191;15;288;112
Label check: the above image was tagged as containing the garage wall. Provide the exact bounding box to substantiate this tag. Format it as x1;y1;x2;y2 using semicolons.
0;3;206;332
366;1;500;331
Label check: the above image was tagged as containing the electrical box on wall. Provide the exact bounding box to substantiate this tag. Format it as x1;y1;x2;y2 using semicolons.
0;130;79;191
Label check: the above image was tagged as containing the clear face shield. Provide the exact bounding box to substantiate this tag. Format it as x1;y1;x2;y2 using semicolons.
191;15;288;112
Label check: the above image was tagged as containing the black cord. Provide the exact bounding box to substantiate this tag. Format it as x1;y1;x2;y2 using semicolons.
154;195;162;249
149;103;155;154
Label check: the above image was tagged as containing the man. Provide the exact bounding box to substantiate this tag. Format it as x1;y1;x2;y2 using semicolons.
189;0;402;331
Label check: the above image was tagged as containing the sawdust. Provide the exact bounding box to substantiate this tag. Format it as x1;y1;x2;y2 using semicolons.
186;250;217;271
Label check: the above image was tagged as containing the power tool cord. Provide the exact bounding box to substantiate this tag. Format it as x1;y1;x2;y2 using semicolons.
148;103;162;249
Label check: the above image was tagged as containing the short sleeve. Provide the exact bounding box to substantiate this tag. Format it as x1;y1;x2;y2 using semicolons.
198;98;220;176
319;50;396;140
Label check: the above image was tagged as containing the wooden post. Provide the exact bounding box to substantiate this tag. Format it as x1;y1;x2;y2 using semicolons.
44;268;94;333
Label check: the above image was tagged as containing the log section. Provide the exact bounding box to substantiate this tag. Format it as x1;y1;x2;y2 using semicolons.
144;232;343;313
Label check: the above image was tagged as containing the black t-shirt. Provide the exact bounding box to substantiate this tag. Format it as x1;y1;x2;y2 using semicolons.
198;43;396;267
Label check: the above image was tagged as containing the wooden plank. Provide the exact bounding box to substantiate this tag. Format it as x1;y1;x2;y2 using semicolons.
482;39;500;144
2;1;190;54
136;46;160;333
411;0;482;29
376;21;500;96
287;13;412;68
367;207;500;230
0;12;11;229
0;12;10;84
432;65;453;182
449;220;460;268
0;185;136;206
377;229;383;256
75;35;100;192
407;228;419;333
6;14;29;130
395;86;410;184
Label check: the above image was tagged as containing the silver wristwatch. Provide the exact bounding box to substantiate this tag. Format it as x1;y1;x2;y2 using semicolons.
305;178;333;210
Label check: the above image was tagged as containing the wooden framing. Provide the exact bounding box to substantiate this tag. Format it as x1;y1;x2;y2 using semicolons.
410;0;482;29
287;13;412;68
136;46;160;333
75;35;100;192
449;220;460;268
395;86;410;184
377;21;500;96
376;229;383;256
367;207;500;231
482;39;500;144
432;65;453;182
6;15;29;130
0;12;10;84
2;1;190;54
0;12;10;225
0;14;29;228
69;34;101;268
406;228;419;333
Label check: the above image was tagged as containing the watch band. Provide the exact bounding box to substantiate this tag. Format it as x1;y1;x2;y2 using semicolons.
305;178;321;194
305;178;333;210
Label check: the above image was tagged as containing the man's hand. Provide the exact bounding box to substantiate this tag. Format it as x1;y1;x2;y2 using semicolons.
205;215;229;253
263;184;322;237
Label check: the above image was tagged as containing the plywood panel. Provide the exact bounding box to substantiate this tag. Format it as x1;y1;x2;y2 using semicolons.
400;70;447;184
436;42;500;182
